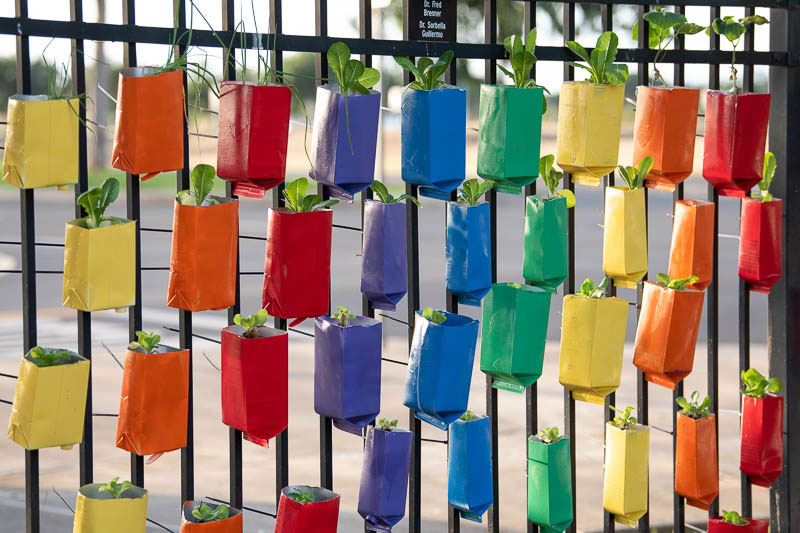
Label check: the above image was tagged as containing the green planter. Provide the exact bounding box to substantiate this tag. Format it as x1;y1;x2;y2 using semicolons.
480;283;551;393
527;436;573;532
523;195;568;291
477;85;543;195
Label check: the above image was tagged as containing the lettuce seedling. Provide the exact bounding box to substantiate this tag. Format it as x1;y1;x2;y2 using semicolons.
741;368;783;399
757;152;776;202
617;156;654;190
633;8;705;85
333;306;357;327
283;178;339;213
98;477;133;499
192;502;230;523
721;511;749;526
27;346;72;367
709;15;769;92
128;331;160;354
539;155;576;207
566;32;629;85
394;51;454;91
177;164;218;206
676;391;711;419
497;29;550;113
234;309;269;338
422;306;447;325
579;277;609;299
370;180;421;207
655;273;700;291
288;489;315;504
460;411;479;422
457;179;495;207
76;177;120;229
536;426;563;444
610;406;638;430
378;418;398;431
507;282;523;289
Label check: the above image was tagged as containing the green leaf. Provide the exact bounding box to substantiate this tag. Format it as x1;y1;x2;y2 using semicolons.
580;278;595;297
416;57;434;80
510;51;536;83
422;306;447;325
557;189;576;208
712;17;746;44
130;331;160;354
644;10;687;34
605;63;629;85
741;15;768;26
759;152;777;200
190;164;216;206
393;56;421;81
333;306;357;327
767;377;783;394
566;41;590;63
284;178;307;212
98;178;120;214
496;63;514;80
342;60;366;93
674;22;706;36
596;31;619;72
378;418;399;431
508;34;523;57
477;179;496;198
359;67;380;90
636;156;655;186
395;194;422;207
427;50;454;88
311;199;339;212
370;181;391;203
524;28;537;55
76;187;102;227
327;42;351;88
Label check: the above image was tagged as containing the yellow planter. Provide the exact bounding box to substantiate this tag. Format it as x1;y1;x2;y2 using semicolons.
63;219;136;312
603;187;647;288
73;483;148;533
603;423;649;527
2;95;79;189
556;82;624;186
7;351;90;450
558;295;628;404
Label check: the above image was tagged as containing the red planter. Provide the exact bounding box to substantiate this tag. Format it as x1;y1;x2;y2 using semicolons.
262;208;332;326
221;324;288;447
216;82;291;198
708;517;768;533
738;198;782;294
740;394;783;487
275;486;340;533
702;91;770;198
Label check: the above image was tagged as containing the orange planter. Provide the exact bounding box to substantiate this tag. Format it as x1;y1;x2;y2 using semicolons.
111;68;184;180
167;199;238;312
668;200;715;291
116;346;189;457
633;86;699;191
675;414;719;510
633;282;704;389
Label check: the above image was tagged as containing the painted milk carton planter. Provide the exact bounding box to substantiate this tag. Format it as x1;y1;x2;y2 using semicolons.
73;479;148;533
674;392;719;510
668;200;715;291
740;368;784;487
275;486;340;533
708;514;768;533
527;427;573;532
180;501;243;532
603;407;649;528
448;413;493;523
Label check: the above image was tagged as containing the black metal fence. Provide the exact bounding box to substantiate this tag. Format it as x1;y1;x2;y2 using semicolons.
1;0;799;532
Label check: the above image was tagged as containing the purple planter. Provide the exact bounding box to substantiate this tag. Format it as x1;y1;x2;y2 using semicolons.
358;426;413;532
361;200;408;311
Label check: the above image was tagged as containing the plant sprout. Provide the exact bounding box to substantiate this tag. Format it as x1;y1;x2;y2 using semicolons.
655;273;700;291
422;307;447;325
721;510;749;526
177;164;218;206
579;277;609;299
128;331;160;354
234;309;269;338
757;152;776;202
741;368;783;399
507;282;523;289
610;406;638;430
394;51;454;91
282;178;339;213
377;418;398;431
497;29;549;112
617;156;654;190
457;179;495;207
539;155;575;207
76;177;120;229
370;181;421;207
709;15;769;92
27;347;72;368
98;477;133;499
288;489;315;504
332;306;357;327
633;8;705;85
537;427;562;443
192;502;230;523
676;391;711;419
460;411;479;422
566;31;629;85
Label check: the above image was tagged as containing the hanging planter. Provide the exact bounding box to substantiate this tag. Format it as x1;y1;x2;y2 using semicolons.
558;278;629;405
180;501;243;532
603;415;649;528
739;197;782;294
7;347;90;450
314;312;382;435
73;482;148;533
480;282;551;393
358;423;413;531
446;200;492;306
111;67;184;180
361;199;407;311
708;516;768;533
523;195;568;291
2;95;79;189
275;485;340;533
527;431;573;532
448;414;493;523
603;186;647;288
633;86;699;191
634;278;704;389
740;368;784;488
404;308;479;430
216;81;291;198
668;200;715;291
675;411;718;510
221;317;288;447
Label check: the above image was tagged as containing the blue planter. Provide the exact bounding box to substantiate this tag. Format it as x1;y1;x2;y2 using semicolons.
401;87;466;200
358;426;413;532
361;200;407;311
448;416;494;522
314;315;382;434
403;310;479;429
446;202;492;306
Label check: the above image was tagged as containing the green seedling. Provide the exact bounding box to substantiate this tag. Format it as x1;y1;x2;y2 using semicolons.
579;277;609;299
98;477;134;499
370;181;421;207
633;8;705;85
192;502;230;523
617;156;654;190
394;51;454;91
655;273;700;291
333;306;357;327
708;15;769;92
288;489;315;504
721;510;749;526
566;31;629;85
741;368;783;399
76;177;121;229
27;346;72;368
460;411;479;422
507;282;523;289
757;152;776;202
537;426;562;444
377;418;398;431
128;331;160;354
676;391;711;419
177;164;218;206
234;309;269;338
457;179;495;207
610;406;638;430
422;307;447;325
283;178;339;213
497;29;549;113
539;155;575;207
